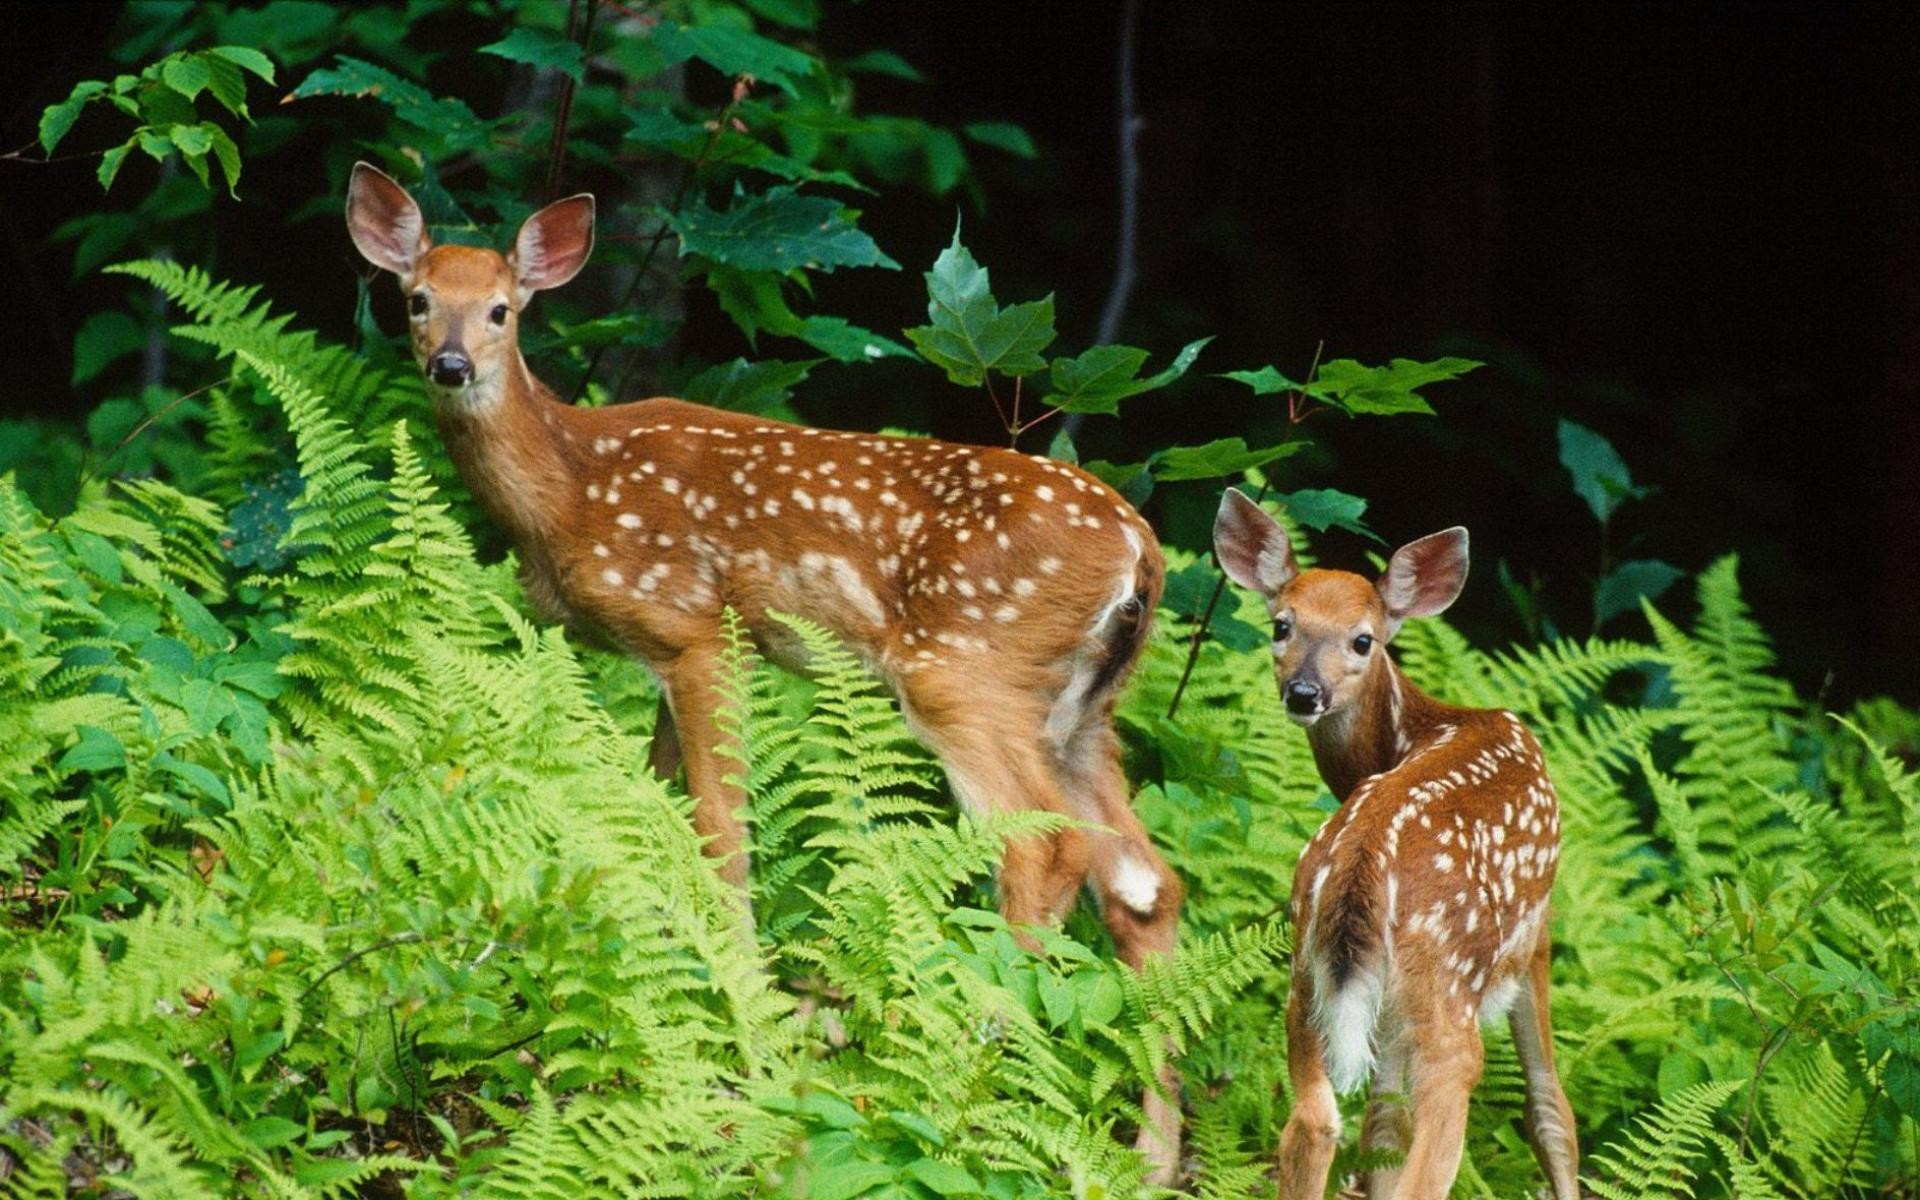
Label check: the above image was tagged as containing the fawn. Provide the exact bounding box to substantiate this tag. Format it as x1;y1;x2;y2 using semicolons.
1212;489;1579;1200
346;163;1185;1176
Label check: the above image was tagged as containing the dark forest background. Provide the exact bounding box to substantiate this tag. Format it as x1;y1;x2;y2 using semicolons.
4;1;1915;705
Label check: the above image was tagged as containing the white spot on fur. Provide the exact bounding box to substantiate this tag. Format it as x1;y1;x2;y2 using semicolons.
1111;856;1161;915
1479;977;1522;1023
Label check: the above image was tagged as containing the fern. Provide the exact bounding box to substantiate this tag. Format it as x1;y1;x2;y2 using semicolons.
1584;1080;1741;1200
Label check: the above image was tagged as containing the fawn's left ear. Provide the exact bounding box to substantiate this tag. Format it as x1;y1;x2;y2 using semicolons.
1377;527;1469;638
510;194;595;304
1213;488;1299;598
345;162;430;277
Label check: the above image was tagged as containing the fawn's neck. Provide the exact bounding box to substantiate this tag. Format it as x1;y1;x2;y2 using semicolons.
1305;655;1454;800
430;354;579;553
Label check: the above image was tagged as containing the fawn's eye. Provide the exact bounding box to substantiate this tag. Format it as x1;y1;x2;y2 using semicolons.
408;293;428;317
1272;617;1293;642
1352;633;1374;655
489;303;510;326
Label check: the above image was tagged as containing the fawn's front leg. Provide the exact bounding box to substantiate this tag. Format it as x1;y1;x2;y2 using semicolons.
656;641;751;890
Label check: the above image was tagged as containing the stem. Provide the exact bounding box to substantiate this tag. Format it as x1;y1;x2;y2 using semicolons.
297;933;427;1004
574;86;745;404
541;0;596;204
1165;341;1324;718
1166;479;1270;718
1065;0;1143;448
57;374;234;525
1094;0;1142;349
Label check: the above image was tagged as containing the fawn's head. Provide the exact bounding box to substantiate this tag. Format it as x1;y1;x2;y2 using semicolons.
346;162;594;406
1212;488;1468;726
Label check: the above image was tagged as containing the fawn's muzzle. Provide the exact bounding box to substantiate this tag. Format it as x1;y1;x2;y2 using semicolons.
429;351;474;387
1284;679;1325;717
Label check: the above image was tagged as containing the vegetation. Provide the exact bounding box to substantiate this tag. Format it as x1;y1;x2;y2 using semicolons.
3;3;1916;1197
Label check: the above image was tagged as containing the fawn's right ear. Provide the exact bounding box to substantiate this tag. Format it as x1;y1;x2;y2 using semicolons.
1213;488;1299;597
1377;526;1469;638
509;193;595;304
346;162;430;277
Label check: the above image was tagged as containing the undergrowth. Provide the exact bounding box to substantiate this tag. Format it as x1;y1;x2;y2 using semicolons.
2;266;1916;1198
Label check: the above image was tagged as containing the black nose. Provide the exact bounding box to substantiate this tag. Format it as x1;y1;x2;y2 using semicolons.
429;352;473;387
1284;680;1323;715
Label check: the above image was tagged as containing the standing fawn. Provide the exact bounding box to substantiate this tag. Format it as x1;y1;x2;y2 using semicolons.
346;164;1185;1176
1212;490;1579;1200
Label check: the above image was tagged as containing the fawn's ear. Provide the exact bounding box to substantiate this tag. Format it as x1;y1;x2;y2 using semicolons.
1213;488;1299;598
510;194;595;304
1377;527;1469;637
346;162;430;277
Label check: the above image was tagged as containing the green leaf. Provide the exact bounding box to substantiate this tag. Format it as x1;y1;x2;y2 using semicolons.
1558;419;1649;524
161;54;212;101
207;45;276;83
290;56;489;152
1312;357;1475;415
159;578;235;650
169;122;212;156
204;125;242;195
1049;336;1210;416
683;358;820;415
1218;364;1304;395
903;229;1056;385
651;22;815;97
97;137;136;191
905;1159;982;1196
58;726;126;773
1595;559;1684;624
842;50;924;82
793;316;913;363
72;311;144;385
809;1160;898;1200
201;54;250;118
740;0;820;28
39;80;106;154
669;185;899;273
1150;437;1305;482
962;121;1037;158
479;28;585;83
1081;458;1152;506
884;1110;944;1148
240;1115;304;1151
1276;488;1378;542
1046;428;1077;465
157;756;231;805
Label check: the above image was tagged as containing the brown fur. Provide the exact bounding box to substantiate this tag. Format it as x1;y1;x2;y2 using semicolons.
349;164;1187;1181
1213;491;1579;1200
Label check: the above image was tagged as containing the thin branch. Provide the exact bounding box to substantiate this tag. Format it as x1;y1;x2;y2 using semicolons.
574;84;747;404
1094;0;1143;348
1064;0;1144;446
1165;341;1324;718
541;0;596;204
297;933;426;1004
56;373;234;524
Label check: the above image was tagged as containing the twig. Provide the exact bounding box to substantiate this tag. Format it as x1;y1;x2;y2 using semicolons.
1094;0;1142;349
1165;341;1324;718
1064;0;1143;447
55;373;234;524
541;0;598;203
297;933;427;1004
574;83;748;404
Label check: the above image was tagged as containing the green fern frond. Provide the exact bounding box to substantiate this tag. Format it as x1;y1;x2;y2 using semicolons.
1584;1079;1740;1200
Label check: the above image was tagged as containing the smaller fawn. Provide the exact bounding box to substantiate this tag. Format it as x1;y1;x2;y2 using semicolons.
1212;490;1578;1200
346;164;1185;1179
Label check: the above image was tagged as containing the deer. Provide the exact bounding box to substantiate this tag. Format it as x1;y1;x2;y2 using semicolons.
1211;489;1579;1200
345;162;1186;1178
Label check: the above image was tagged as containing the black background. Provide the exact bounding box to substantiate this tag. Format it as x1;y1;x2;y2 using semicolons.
4;2;1915;704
